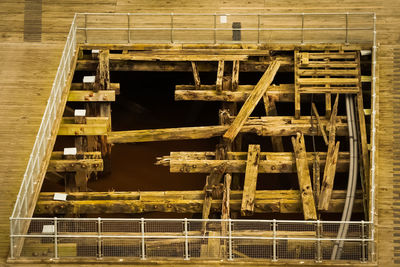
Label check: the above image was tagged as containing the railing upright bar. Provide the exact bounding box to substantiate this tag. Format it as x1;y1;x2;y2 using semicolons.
273;219;277;261
228;219;233;260
141;218;146;260
54;217;58;259
316;220;322;262
9;218;14;259
361;220;366;262
184;218;189;260
98;217;102;258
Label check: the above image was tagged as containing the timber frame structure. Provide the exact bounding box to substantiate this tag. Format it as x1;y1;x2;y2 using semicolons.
9;13;376;264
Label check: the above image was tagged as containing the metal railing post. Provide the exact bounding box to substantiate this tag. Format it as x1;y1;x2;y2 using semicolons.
54;217;58;259
170;13;174;44
228;219;233;260
361;220;366;262
141;218;146;260
84;14;88;43
98;217;102;258
184;218;189;260
9;218;14;259
127;14;131;43
272;219;277;261
316;220;322;262
301;13;305;44
257;15;261;44
345;12;349;44
214;14;217;44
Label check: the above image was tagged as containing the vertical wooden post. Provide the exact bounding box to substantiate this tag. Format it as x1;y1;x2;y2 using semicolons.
191;61;201;90
294;50;301;118
232;60;239;91
241;144;260;216
216;60;224;93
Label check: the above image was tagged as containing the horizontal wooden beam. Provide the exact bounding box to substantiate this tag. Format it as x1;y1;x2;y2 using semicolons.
35;190;363;215
109;54;249;61
70;82;120;92
51;151;102;160
175;84;294;102
107;116;348;143
48;159;103;172
58;117;108;136
68;90;116;102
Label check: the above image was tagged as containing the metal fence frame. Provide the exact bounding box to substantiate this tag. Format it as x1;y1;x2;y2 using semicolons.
9;12;377;262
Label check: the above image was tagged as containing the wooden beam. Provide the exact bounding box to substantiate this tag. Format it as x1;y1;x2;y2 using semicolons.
70;82;120;94
48;159;103;172
223;61;280;142
109;54;249;61
191;61;201;89
319;94;340;211
216;60;224;93
263;94;284;152
35;190;363;215
108;116;349;143
58;117;108;136
68;90;115;102
94;50;110;91
175;84;294;102
232;60;240;91
51;151;102;160
291;133;317;220
241;145;260;216
312;102;328;145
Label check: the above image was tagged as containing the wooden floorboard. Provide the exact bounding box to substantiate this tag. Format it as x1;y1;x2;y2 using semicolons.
0;0;397;266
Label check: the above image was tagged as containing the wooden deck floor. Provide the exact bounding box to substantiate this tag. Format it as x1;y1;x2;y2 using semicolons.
0;0;398;266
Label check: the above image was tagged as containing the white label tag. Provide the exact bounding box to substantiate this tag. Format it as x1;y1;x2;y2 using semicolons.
64;147;77;156
83;76;95;83
220;16;227;24
74;109;86;117
42;225;55;234
92;49;100;54
53;193;68;201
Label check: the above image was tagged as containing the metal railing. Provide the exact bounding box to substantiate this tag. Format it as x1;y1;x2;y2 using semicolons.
11;218;372;262
9;12;377;262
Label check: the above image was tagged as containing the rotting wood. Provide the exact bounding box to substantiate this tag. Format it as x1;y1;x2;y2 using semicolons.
241;145;260;216
319;94;340;211
58;117;108;136
216;60;224;93
108;115;348;143
48;159;103;172
312;102;328;145
263;94;284;152
191;61;201;89
313;153;321;206
291;132;317;220
223;61;280;142
232;60;240;91
94;50;110;92
35;190;363;215
70;82;120;94
109;54;249;62
68;90;116;102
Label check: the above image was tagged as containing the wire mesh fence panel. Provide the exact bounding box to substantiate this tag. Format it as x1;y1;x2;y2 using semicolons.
57;219;97;233
102;238;141;257
232;238;272;259
102;219;141;233
145;238;185;259
57;237;97;258
20;237;55;258
277;239;316;260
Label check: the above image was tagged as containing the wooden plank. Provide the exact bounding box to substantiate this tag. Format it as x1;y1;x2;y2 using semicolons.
216;60;224;93
263;94;284;152
298;78;359;85
94;50;110;91
51;151;101;160
68;90;116;102
70;82;120;93
291;132;317;220
241;145;260;216
58;117;108;136
108;54;249;61
318;94;340;211
312;102;328;145
48;159;103;172
232;60;240;91
35;190;363;215
191;61;201;89
298;87;359;94
318;141;340;211
223;60;280;142
297;69;358;76
295;50;301;118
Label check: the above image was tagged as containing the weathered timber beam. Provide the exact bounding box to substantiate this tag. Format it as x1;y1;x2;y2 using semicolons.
292;133;317;220
95;50;110;91
48;159;103;172
71;82;120;91
109;54;249;61
232;60;240;91
224;61;280;142
108;116;348;143
35;190;363;215
175;84;294;102
68;90;116;102
58;117;108;136
51;151;102;160
76;60;293;72
191;62;201;89
241;145;260;216
263;94;284;152
216;60;224;93
312;102;328;145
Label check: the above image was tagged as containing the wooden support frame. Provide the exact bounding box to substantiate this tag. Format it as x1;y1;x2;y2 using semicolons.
263;94;284;152
312;102;328;145
35;190;363;215
216;60;224;93
58;117;108;136
241;145;260;216
48;159;103;172
223;61;280;142
191;61;201;89
232;60;240;91
291;132;317;220
68;90;116;102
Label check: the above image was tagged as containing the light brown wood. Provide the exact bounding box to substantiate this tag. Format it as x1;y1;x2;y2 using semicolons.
291;132;317;220
241;144;260;216
191;61;201;89
232;60;240;91
216;60;224;93
68;90;116;102
223;61;280;142
312;102;328;145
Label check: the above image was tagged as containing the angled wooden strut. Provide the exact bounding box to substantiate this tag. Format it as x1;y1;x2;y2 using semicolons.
191;61;201;89
216;60;224;93
312;102;328;145
319;94;340;211
291;132;317;220
223;60;280;142
241;145;260;216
